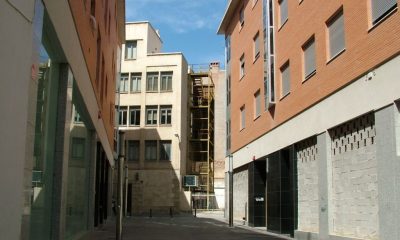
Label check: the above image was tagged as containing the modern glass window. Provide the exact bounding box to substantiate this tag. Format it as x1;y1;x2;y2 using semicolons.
160;71;173;91
240;54;245;78
279;0;288;27
160;105;172;125
327;10;345;60
254;90;261;118
239;7;245;26
159;140;172;161
146;72;158;92
74;108;83;123
127;140;140;161
146;106;158;125
145;140;157;161
118;106;128;126
254;32;260;59
130;73;141;92
371;0;397;25
125;40;137;59
240;106;246;130
281;62;290;97
119;73;129;92
303;37;316;79
226;76;231;106
129;106;140;126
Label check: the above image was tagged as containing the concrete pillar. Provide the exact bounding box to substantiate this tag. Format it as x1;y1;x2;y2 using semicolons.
318;132;332;240
375;104;400;240
51;64;73;240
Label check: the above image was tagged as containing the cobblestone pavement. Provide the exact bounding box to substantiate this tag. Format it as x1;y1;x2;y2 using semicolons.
83;211;289;240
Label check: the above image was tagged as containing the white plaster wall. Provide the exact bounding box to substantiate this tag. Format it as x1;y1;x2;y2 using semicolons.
228;55;400;171
233;168;248;221
0;1;34;239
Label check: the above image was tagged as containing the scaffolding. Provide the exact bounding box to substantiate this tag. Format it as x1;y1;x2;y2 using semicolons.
187;64;215;210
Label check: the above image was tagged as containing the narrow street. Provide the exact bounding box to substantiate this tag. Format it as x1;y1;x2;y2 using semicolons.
84;212;288;240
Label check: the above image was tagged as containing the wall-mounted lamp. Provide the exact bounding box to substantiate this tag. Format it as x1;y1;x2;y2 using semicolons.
174;133;181;143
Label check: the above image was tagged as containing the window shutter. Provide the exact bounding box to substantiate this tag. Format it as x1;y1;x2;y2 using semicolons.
280;0;288;25
371;0;397;23
304;39;316;77
281;63;290;96
328;12;345;58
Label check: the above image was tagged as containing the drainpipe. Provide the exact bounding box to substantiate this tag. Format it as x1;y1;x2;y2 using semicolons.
117;131;125;240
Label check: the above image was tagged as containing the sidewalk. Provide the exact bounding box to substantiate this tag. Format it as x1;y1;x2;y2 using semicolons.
82;211;290;240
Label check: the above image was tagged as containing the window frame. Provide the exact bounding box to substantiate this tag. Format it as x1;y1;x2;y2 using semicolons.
146;72;159;92
160;71;173;92
160;105;172;125
129;106;141;126
370;0;397;26
240;105;246;130
159;140;172;161
279;0;288;28
118;106;128;126
119;73;129;93
254;90;261;119
240;54;245;79
239;7;245;27
125;40;137;60
130;73;141;93
327;8;345;61
280;61;290;99
127;140;140;162
145;140;157;161
253;32;260;61
145;106;158;125
302;36;316;81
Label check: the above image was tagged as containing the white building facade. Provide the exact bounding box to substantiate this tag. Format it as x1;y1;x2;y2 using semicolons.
118;22;189;215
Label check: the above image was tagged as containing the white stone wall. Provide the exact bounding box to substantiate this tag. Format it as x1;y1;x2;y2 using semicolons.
330;113;379;239
296;137;319;233
233;167;248;221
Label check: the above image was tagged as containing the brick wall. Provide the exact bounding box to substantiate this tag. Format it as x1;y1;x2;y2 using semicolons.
296;137;319;233
330;113;378;239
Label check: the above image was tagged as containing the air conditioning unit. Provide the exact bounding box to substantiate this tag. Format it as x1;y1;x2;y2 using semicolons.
183;175;198;187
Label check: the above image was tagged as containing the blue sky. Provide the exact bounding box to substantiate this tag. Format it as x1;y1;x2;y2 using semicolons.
125;0;227;67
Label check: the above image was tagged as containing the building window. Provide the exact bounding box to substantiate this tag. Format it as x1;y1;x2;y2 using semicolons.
327;9;345;60
118;106;128;126
145;140;157;161
240;105;246;130
239;7;245;26
254;32;260;60
226;35;231;62
119;73;129;92
160;105;172;125
240;54;245;78
226;119;231;153
127;140;140;161
226;76;231;106
125;40;137;59
129;106;140;126
280;62;290;97
371;0;397;25
303;36;316;79
279;0;288;27
71;138;85;159
159;140;172;161
130;73;141;92
160;71;173;91
254;90;261;118
146;106;158;125
146;72;159;92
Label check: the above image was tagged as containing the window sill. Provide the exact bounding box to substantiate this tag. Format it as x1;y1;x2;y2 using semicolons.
146;91;159;93
278;19;288;31
302;70;316;83
130;91;141;94
253;114;261;121
160;90;173;93
128;125;140;127
239;74;245;81
145;124;157;127
299;0;304;5
239;22;244;32
327;48;345;64
240;127;245;132
252;0;259;9
159;124;172;127
279;92;290;101
119;91;128;94
124;58;137;61
368;7;397;33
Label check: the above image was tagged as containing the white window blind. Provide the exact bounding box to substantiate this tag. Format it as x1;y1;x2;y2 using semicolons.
146;72;158;91
328;11;345;59
255;91;261;117
281;63;290;97
130;73;141;92
303;38;316;78
240;106;246;130
371;0;397;24
125;41;137;59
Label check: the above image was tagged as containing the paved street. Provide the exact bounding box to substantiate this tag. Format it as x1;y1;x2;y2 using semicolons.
84;212;289;240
